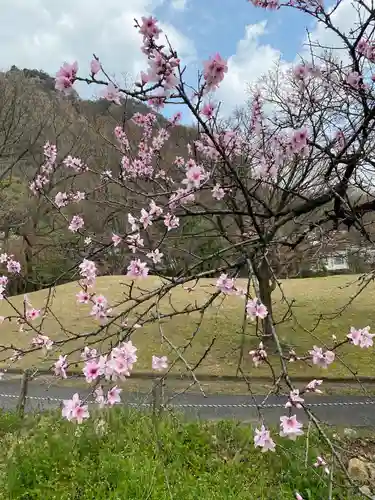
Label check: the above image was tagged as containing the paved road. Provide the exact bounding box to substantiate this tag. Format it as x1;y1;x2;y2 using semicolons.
2;380;375;426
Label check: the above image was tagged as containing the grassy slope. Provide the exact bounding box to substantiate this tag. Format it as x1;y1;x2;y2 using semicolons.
1;274;375;379
0;408;358;499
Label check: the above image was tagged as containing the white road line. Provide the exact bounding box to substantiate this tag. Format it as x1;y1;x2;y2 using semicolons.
0;392;375;409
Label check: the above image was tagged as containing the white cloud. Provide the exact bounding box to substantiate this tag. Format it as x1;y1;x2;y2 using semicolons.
216;21;282;115
300;0;371;64
0;0;195;98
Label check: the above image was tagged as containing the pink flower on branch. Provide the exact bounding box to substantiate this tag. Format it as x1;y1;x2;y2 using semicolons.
112;234;122;247
152;355;168;371
107;385;122;405
246;298;268;320
254;425;276;452
216;273;235;294
26;308;41;321
147;249;164;264
347;326;374;348
164;213;180;231
62;393;89;424
249;342;267;367
102;83;122;105
76;290;90;304
55;61;78;92
54;355;68;379
7;259;21;274
31;334;53;352
83;359;102;383
211;184;225;200
139;16;161;40
68;215;84;233
203;53;228;91
279;415;304;440
126;259;149;278
90;58;101;76
285;389;304;409
309;346;335;368
305;379;323;393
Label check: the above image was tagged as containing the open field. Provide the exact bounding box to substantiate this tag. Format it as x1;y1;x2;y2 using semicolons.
0;274;375;382
0;408;360;499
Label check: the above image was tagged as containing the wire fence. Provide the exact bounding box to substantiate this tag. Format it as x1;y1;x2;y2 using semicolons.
4;371;375;422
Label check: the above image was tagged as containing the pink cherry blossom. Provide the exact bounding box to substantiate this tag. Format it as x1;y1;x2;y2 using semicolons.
62;392;81;420
68;215;84;232
79;259;97;287
212;184;225;200
249;342;267;367
55;61;78;92
107;385;122;405
63;155;87;172
254;425;276;452
305;379;323;393
90;58;101;76
360;327;375;348
126;259;149;278
152;355;168;371
76;290;90;304
0;276;8;286
139;16;161;40
71;402;90;424
54;355;68;378
309;346;335;368
164;213;180;231
140;209;153;229
314;455;327;468
147;249;164;264
279;415;304;440
202;102;216;119
83;359;102;383
246;298;268;320
183;164;207;189
170;112;182;125
347;326;374;348
290;127;308;154
7;259;21;274
81;347;98;361
26;308;41;321
55;192;68;208
94;386;106;408
31;334;53;351
103;83;122;105
285;389;304;409
128;213;139;232
127;233;144;253
346;71;362;88
216;273;235;294
203;53;228;91
149;200;163;217
112;234;122;247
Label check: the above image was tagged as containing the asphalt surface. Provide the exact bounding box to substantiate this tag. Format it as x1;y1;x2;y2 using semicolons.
2;379;375;426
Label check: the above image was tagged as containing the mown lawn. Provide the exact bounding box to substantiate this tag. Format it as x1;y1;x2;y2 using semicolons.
0;408;360;499
0;274;375;380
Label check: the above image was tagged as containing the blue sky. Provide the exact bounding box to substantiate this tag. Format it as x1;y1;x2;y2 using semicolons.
150;0;319;122
157;0;309;62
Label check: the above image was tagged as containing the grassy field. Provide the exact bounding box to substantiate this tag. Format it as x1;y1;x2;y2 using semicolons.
1;274;375;380
0;408;360;499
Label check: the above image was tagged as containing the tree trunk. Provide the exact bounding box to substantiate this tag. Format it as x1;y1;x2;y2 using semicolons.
255;257;275;344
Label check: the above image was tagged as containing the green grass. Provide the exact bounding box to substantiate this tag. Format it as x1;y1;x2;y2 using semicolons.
1;274;375;380
0;408;360;499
